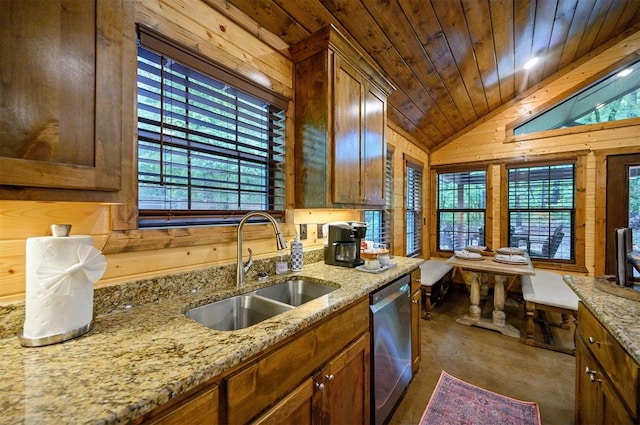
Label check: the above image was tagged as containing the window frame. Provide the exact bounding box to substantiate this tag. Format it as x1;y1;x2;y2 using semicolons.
506;161;576;262
363;149;394;251
404;154;424;258
500;154;587;272
433;167;488;253
136;25;289;227
505;53;640;143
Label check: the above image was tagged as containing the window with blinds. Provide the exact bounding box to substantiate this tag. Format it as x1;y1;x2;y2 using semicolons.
364;152;394;250
436;170;486;251
136;27;287;227
405;159;423;257
508;163;575;260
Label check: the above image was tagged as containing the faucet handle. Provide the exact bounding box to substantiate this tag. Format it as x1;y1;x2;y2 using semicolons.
243;247;254;274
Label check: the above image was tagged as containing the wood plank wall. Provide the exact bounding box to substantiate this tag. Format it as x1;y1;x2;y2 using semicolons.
0;0;425;302
430;29;640;276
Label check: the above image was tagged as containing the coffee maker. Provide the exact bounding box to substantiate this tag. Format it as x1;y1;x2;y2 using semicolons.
324;222;367;267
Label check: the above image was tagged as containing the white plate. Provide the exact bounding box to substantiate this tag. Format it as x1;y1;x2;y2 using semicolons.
355;263;397;273
497;247;524;255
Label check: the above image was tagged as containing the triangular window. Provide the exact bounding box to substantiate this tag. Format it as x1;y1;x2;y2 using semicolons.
515;57;640;135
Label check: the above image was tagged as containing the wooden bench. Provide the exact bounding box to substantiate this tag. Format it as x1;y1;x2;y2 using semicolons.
520;270;579;354
419;260;454;320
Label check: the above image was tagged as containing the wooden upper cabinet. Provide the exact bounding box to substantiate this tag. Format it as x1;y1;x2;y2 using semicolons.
0;0;133;202
291;25;394;208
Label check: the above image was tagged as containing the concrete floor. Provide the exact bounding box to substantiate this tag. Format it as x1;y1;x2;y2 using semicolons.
389;285;575;425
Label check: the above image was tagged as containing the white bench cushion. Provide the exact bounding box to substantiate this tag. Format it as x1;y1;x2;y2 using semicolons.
521;270;579;311
420;260;453;286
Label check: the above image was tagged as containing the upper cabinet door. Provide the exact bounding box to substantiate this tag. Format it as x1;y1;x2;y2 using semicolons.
333;57;364;205
0;0;131;202
362;83;386;206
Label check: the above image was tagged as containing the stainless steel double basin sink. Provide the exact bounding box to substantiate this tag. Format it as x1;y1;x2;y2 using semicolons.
185;279;338;331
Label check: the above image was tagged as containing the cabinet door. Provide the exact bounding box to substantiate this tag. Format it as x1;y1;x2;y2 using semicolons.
333;56;363;205
321;333;370;425
362;83;386;206
0;0;128;200
576;338;603;423
411;289;421;375
576;338;634;425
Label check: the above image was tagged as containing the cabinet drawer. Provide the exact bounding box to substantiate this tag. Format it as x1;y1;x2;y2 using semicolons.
577;303;638;417
144;385;219;425
226;298;369;424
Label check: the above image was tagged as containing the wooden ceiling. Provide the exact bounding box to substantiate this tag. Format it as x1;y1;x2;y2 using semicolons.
217;0;640;152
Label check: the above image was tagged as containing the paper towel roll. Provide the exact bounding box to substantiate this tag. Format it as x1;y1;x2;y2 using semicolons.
22;236;107;343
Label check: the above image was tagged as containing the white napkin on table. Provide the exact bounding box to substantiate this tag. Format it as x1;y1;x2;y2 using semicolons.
454;250;482;259
495;254;527;263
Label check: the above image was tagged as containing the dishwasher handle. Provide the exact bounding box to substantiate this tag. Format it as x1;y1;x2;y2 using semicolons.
370;283;410;314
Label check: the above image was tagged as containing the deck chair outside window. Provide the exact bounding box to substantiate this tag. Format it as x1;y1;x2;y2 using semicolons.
529;226;564;259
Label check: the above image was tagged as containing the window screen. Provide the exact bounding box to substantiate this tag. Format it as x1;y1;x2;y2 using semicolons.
436;170;486;251
508;163;575;260
136;27;287;227
364;153;394;250
406;160;423;257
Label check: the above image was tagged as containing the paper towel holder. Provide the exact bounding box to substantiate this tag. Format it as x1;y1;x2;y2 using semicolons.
51;224;72;237
20;321;94;347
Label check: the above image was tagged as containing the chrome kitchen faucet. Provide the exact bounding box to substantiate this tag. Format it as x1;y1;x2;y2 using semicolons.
236;211;288;287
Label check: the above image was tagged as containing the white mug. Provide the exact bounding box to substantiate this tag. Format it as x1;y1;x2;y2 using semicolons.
365;259;380;270
378;254;390;266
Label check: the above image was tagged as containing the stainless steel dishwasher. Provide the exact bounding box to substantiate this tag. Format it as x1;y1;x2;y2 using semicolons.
369;274;412;425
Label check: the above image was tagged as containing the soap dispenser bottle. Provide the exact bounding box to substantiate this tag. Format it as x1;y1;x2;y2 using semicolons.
290;234;303;271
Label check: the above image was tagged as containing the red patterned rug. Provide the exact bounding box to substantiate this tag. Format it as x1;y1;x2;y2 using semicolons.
420;371;541;425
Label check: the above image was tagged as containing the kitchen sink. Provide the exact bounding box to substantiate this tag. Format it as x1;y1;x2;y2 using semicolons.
254;279;337;306
185;279;338;331
186;294;293;331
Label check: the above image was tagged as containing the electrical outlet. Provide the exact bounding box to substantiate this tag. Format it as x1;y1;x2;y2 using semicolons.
300;224;307;240
317;223;324;239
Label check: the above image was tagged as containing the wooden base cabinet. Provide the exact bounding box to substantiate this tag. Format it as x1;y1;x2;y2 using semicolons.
226;298;370;424
575;303;639;424
255;333;371;425
410;268;422;375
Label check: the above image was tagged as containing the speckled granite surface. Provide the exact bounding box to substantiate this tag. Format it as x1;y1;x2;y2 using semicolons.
0;256;422;424
564;275;640;364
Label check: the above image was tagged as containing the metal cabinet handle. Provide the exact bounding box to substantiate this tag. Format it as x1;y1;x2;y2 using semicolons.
588;336;601;346
411;299;419;304
325;374;335;381
315;382;325;391
585;367;602;382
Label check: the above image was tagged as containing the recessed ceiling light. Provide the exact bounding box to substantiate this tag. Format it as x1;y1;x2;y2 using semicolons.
617;68;633;77
523;57;539;70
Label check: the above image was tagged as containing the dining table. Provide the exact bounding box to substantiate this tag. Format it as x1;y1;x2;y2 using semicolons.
446;250;535;338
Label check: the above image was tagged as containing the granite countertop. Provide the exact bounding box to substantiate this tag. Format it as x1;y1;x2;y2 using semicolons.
565;275;640;364
0;257;423;424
